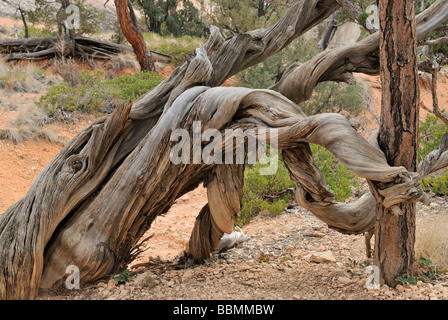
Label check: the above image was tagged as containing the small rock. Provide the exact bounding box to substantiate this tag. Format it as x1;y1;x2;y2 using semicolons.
236;264;252;272
309;251;336;263
337;277;353;285
396;284;405;293
182;269;194;281
120;289;129;297
107;279;117;290
134;272;149;286
430;202;439;209
409;285;418;291
167;280;175;287
429;294;438;300
434;284;444;292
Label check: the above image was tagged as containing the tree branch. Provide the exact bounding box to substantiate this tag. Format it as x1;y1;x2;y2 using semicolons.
419;36;448;46
270;0;448;104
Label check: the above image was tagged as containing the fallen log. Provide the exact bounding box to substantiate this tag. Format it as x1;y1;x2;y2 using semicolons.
0;36;172;63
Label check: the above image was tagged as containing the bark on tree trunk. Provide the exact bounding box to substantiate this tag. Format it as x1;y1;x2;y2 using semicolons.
115;0;156;72
375;0;420;287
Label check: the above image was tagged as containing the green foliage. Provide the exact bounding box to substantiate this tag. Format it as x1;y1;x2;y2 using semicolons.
347;258;369;269
19;25;56;38
38;70;163;116
415;0;437;14
236;36;320;89
141;0;205;37
235;154;295;227
419;113;447;162
395;275;419;286
256;252;271;263
338;0;373;24
236;35;365;118
419;113;448;196
311;144;362;202
235;145;362;227
417;258;440;281
299;82;365;118
210;0;290;35
422;174;448;196
0;68;28;91
106;72;164;102
396;258;441;285
144;32;205;66
28;0;105;36
114;269;133;284
415;1;447;56
204;257;215;266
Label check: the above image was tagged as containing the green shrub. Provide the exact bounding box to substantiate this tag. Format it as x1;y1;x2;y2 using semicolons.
19;25;56;38
105;71;163;102
38;70;163;117
235;144;363;227
419;113;447;162
311;144;362;202
419;112;448;196
236;36;320;89
299;82;365;118
114;269;132;284
234;154;295;227
422;174;448;196
144;33;205;66
38;70;111;114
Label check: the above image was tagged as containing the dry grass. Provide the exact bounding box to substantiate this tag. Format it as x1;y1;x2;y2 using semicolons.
107;52;139;71
53;58;81;87
0;59;42;93
0;105;59;144
415;214;448;271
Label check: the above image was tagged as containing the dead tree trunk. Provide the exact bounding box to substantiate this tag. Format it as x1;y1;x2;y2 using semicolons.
0;0;447;300
115;0;156;71
374;0;420;287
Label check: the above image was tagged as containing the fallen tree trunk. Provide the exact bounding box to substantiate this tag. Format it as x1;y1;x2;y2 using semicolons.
0;0;447;301
0;36;172;63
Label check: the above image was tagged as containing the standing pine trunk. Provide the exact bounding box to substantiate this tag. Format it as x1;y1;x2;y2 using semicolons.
115;0;156;72
375;0;420;287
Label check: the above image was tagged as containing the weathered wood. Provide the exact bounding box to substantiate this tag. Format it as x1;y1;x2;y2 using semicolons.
0;0;447;300
0;36;172;63
0;100;133;299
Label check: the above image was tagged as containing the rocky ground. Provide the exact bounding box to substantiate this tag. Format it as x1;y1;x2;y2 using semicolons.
37;191;448;301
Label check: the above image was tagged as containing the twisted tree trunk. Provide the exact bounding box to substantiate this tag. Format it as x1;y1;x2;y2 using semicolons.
0;0;447;300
